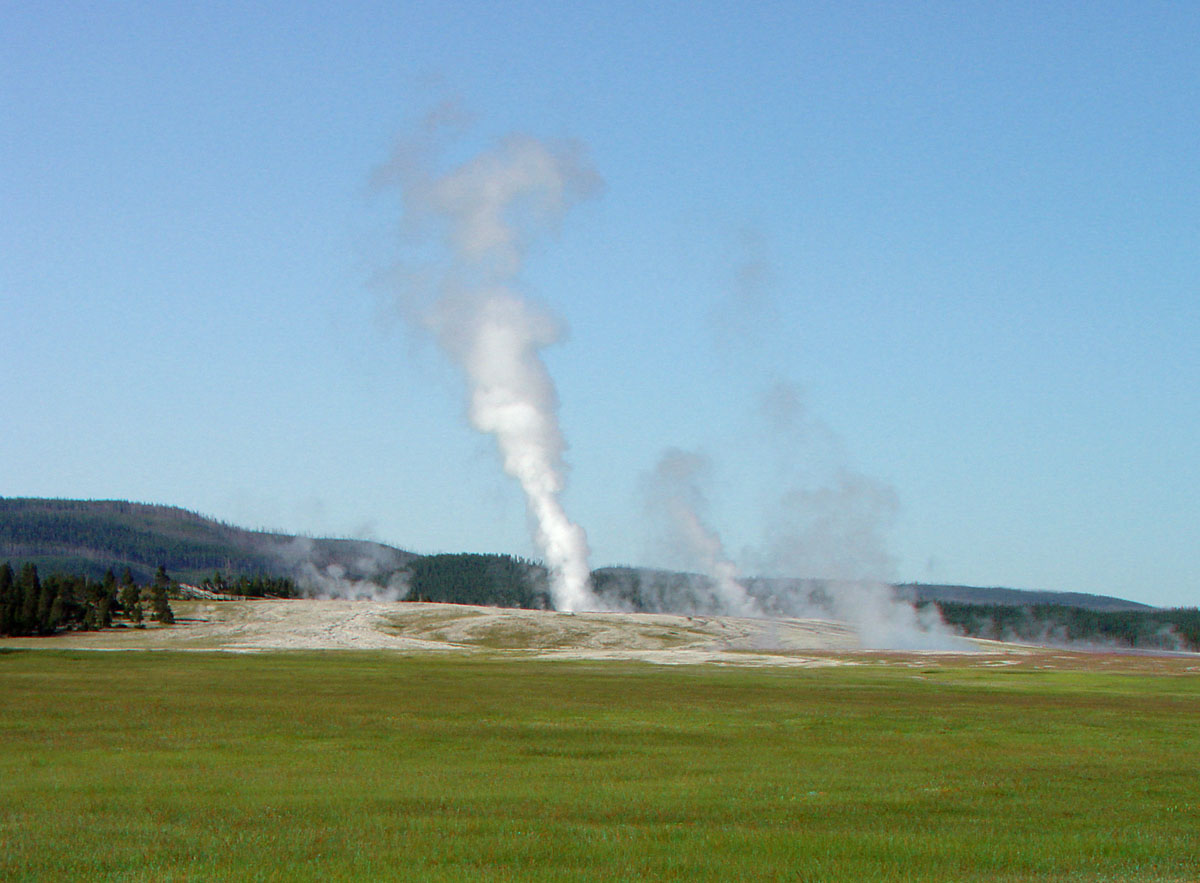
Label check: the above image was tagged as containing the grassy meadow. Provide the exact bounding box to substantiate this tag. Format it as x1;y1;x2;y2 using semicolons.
1;650;1198;881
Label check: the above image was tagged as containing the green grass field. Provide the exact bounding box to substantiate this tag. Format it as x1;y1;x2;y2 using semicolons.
2;651;1198;881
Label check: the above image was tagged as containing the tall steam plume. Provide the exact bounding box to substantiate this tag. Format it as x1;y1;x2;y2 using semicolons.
379;112;601;612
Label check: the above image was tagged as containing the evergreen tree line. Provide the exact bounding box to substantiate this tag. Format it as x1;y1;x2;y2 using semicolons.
0;561;174;637
200;571;298;598
590;568;732;615
931;601;1200;652
404;554;551;609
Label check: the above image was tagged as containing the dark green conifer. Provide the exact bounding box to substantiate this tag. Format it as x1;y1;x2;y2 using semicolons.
119;569;142;623
150;566;175;624
18;563;41;635
102;569;118;608
36;577;58;635
0;562;14;635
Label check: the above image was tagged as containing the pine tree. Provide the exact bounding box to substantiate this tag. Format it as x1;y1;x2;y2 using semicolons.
150;566;175;624
49;592;65;631
119;569;142;624
96;569;117;628
35;576;58;635
18;563;41;635
102;569;118;608
0;562;14;635
49;575;77;629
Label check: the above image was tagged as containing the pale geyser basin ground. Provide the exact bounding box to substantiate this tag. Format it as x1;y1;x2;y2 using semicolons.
0;598;1020;664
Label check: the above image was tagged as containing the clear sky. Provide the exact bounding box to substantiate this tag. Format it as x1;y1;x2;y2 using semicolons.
3;1;1197;606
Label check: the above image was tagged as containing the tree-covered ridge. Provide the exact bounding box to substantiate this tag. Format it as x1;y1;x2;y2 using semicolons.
0;561;174;637
4;498;1168;614
198;571;298;599
405;554;551;609
897;582;1153;612
931;601;1200;652
590;567;733;614
0;498;415;588
1;508;275;582
589;569;1160;618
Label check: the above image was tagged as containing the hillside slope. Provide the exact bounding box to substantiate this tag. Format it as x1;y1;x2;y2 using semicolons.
0;497;415;587
591;567;1154;614
1;498;1155;612
893;582;1153;612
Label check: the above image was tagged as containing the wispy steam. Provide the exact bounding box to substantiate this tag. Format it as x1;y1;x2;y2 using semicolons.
633;231;966;648
710;227;780;356
272;536;410;601
747;382;897;581
742;381;963;649
642;448;761;617
377;112;601;612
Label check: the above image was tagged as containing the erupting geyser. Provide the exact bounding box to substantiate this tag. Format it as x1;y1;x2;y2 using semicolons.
374;110;962;646
379;114;601;612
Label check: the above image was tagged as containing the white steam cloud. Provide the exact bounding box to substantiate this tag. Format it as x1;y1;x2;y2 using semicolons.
631;230;967;649
642;449;761;617
745;382;963;649
364;115;964;645
378;111;600;612
273;536;410;601
635;391;964;648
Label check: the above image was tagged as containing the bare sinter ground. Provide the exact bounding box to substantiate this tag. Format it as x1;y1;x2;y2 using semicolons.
0;598;1014;665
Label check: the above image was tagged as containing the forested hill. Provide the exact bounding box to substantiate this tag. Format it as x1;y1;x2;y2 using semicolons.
2;498;1155;613
0;498;416;588
893;583;1153;612
591;569;1154;614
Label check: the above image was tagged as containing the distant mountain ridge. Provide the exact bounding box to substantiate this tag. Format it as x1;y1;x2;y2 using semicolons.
894;583;1153;612
592;567;1154;614
0;497;1156;611
0;497;415;588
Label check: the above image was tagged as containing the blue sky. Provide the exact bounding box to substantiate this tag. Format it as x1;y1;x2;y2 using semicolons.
3;1;1197;606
